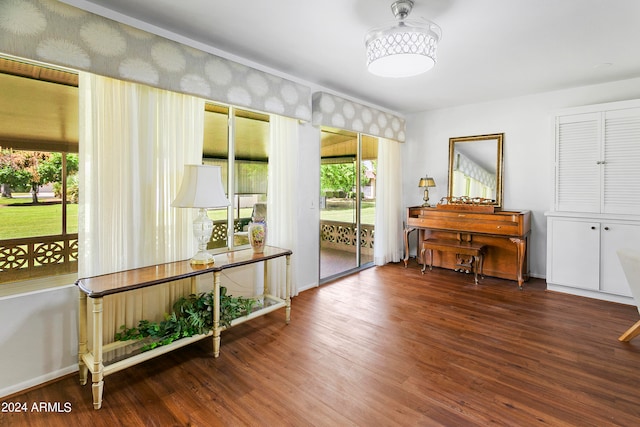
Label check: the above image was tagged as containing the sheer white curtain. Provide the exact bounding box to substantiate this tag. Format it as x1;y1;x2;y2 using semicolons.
266;115;299;297
78;73;205;344
374;138;403;265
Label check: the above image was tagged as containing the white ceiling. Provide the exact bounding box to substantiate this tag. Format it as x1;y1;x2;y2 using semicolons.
63;0;640;115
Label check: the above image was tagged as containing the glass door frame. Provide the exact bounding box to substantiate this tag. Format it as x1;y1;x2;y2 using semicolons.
319;130;375;283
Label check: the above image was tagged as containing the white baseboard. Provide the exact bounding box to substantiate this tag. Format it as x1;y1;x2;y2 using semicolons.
0;365;78;399
547;283;634;305
296;281;318;294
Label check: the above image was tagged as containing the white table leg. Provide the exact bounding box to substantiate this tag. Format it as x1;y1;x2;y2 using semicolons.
78;291;88;386
213;271;221;357
285;254;291;324
91;297;104;409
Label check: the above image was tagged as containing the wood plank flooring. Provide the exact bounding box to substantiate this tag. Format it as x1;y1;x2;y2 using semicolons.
2;261;640;426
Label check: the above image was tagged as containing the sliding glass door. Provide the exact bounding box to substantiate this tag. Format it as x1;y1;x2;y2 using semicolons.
319;128;377;282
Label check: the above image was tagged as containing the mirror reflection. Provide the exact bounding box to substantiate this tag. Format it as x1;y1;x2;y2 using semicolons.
447;133;504;208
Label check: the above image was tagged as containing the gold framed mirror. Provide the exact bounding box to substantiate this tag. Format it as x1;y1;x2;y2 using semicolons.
447;133;504;208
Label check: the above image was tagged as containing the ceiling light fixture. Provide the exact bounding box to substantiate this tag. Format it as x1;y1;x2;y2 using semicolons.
365;0;441;78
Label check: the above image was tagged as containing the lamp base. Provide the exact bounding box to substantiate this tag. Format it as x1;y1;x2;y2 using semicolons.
190;250;215;265
422;189;430;207
190;208;215;265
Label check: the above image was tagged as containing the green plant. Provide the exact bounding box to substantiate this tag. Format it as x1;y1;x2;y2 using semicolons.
114;287;257;352
219;286;257;327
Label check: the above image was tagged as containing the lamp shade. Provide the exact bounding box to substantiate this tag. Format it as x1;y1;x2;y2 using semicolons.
418;177;436;188
365;20;441;78
172;165;230;208
365;0;441;78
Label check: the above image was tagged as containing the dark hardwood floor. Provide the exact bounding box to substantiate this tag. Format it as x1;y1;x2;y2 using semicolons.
2;261;640;426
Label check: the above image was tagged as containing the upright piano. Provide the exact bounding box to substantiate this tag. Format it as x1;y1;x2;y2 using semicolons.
404;206;531;287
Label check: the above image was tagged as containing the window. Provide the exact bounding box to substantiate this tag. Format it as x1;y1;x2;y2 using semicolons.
0;59;79;285
202;104;269;250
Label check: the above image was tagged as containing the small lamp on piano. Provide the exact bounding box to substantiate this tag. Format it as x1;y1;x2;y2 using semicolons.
418;175;436;207
172;165;230;265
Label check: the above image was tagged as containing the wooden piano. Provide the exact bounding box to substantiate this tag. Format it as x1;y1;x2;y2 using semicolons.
404;206;531;288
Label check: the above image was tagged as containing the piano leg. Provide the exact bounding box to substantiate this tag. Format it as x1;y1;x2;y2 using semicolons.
510;237;526;289
403;226;416;267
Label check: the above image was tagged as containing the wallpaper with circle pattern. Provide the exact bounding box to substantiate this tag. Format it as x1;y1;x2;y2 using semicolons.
0;0;312;121
312;92;406;142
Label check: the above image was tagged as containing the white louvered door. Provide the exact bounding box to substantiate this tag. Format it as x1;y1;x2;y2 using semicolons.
555;113;601;213
603;107;640;214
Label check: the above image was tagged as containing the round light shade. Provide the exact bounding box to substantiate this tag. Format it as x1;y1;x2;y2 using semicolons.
366;19;441;78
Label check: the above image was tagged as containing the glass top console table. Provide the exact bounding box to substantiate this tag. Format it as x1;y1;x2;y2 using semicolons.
76;246;292;409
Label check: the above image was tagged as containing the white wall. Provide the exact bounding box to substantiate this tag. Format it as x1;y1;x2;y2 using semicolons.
403;76;640;278
0;284;78;397
296;122;321;293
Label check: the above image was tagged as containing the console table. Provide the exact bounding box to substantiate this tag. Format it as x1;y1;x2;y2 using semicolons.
76;246;292;409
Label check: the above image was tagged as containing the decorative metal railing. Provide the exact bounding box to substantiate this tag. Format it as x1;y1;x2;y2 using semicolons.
209;218;250;249
320;220;374;254
0;234;78;283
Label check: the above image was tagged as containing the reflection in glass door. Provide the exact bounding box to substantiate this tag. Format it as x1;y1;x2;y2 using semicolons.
319;128;377;282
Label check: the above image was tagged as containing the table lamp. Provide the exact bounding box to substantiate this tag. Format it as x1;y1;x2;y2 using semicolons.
418;175;436;206
172;165;229;265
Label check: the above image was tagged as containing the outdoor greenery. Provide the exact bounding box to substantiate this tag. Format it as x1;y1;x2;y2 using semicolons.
0;153;374;240
0;194;78;239
114;287;257;352
320;203;375;225
320;164;356;195
0;196;373;240
0;150;78;203
319;162;376;224
320;162;375;197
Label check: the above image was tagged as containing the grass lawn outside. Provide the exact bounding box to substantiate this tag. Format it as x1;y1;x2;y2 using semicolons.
0;194;78;240
320;207;375;225
0;196;374;240
320;199;376;225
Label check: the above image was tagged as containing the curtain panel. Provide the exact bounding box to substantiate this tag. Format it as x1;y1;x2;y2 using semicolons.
0;0;311;121
311;92;406;142
78;72;204;345
266;115;299;297
374;138;403;265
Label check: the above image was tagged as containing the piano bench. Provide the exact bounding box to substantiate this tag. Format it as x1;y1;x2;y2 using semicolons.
420;239;486;285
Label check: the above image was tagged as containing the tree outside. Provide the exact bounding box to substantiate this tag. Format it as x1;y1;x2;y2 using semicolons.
320;161;376;225
0;149;79;240
0;150;78;203
320;161;375;199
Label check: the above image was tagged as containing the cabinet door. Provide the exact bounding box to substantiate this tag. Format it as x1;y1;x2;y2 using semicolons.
600;222;640;296
548;218;600;290
603;107;640;215
555;113;601;213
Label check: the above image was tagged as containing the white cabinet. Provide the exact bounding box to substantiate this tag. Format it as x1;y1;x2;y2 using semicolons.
555;104;640;214
548;99;640;304
600;222;640;295
547;218;600;291
547;216;638;301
